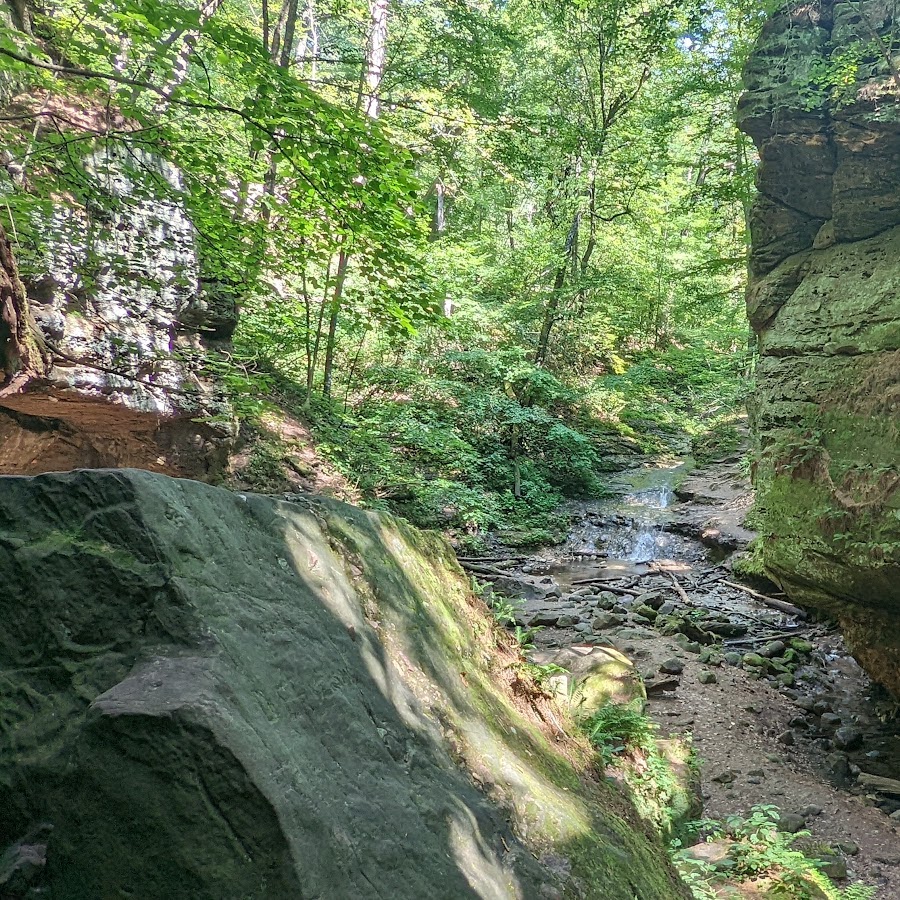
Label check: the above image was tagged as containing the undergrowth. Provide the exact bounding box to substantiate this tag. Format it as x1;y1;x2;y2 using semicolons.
580;702;696;837
673;805;877;899
220;343;751;547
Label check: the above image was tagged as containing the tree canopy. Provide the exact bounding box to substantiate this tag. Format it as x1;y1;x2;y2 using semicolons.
0;0;768;544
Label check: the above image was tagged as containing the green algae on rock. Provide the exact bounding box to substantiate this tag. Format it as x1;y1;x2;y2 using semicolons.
738;0;900;697
0;469;688;899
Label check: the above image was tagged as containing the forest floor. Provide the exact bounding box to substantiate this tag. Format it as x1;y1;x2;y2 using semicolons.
462;449;900;898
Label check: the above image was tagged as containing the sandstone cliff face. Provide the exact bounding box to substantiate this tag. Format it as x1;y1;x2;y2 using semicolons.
0;142;238;478
738;0;900;693
0;469;688;899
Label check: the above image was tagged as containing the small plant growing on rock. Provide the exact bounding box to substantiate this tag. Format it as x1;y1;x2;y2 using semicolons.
673;805;877;900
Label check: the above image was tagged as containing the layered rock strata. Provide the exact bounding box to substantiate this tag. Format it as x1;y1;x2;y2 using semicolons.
0;141;237;477
738;0;900;693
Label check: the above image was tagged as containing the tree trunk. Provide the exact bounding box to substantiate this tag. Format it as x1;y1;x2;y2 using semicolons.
433;178;446;236
363;0;389;119
534;213;579;367
0;223;48;394
322;249;350;399
277;0;300;69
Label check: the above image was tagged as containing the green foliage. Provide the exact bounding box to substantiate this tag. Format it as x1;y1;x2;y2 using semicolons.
673;806;878;900
579;702;695;837
581;701;655;765
0;0;755;548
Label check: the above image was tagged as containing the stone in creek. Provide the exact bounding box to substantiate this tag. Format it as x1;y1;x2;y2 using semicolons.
833;726;863;751
556;614;579;628
820;712;842;728
742;652;768;669
775;673;795;687
673;634;703;654
711;770;736;784
699;649;724;667
528;610;561;627
657;601;677;616
591;612;626;632
704;621;749;638
659;658;685;676
818;855;848;880
632;604;658;621
760;640;787;658
634;591;665;610
723;652;743;667
825;752;851;782
790;639;814;655
835;841;859;856
777;730;796;746
776;812;807;834
698;671;717;685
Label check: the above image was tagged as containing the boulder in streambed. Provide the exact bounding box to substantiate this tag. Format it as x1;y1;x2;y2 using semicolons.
529;645;646;716
0;469;688;900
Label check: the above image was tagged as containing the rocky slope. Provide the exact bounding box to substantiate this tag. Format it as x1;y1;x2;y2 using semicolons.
737;0;900;695
0;468;688;899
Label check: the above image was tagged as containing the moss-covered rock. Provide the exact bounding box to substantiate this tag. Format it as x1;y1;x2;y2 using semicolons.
0;469;688;899
738;0;900;696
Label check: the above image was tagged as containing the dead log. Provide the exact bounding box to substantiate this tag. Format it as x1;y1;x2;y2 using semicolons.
720;580;806;619
857;773;900;795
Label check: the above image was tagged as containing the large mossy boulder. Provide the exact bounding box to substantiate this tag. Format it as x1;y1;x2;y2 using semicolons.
0;469;688;899
738;0;900;695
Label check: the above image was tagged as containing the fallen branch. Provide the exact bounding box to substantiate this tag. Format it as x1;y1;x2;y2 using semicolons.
570;579;639;596
457;555;527;564
458;563;513;578
721;580;806;619
667;571;691;606
724;629;808;647
857;773;900;795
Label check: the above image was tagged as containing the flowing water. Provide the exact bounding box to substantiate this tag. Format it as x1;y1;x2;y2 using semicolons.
543;460;700;584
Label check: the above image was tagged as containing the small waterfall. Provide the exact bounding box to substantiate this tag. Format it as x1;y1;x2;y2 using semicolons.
624;484;673;562
562;464;686;566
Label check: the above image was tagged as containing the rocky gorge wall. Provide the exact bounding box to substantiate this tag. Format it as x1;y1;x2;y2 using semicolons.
738;0;900;693
0;134;238;478
0;468;688;899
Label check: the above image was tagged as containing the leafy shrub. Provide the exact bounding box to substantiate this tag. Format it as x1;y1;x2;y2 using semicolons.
673;806;877;900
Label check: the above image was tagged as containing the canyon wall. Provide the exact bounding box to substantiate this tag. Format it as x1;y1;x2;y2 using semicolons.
0;139;238;478
738;0;900;693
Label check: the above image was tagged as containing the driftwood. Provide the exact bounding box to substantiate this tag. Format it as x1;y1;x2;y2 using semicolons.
458;563;511;578
857;773;900;795
724;629;808;647
720;580;806;619
457;556;527;564
570;579;639;596
667;572;692;605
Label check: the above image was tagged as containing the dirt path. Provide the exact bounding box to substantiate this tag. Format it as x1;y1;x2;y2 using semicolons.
464;453;900;897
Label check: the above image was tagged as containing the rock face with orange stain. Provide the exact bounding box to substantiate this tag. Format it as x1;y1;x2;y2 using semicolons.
0;468;690;899
738;0;900;695
0;146;238;477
